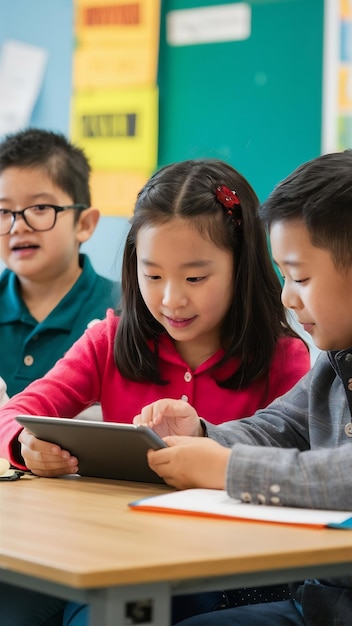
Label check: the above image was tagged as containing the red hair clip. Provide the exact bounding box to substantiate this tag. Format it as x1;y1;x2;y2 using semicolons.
215;185;241;216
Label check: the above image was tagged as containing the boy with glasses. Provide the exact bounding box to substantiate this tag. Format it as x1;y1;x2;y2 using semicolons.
0;128;120;397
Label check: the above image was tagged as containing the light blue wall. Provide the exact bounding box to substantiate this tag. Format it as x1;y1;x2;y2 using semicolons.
0;0;128;281
0;0;73;133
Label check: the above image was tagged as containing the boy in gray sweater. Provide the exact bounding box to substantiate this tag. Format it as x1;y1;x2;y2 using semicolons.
142;150;352;626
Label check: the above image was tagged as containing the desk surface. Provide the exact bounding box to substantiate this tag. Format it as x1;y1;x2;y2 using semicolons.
1;475;352;591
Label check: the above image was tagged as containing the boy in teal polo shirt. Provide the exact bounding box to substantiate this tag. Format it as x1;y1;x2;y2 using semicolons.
0;128;120;397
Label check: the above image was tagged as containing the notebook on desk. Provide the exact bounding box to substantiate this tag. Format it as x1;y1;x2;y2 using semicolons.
16;415;167;484
129;488;352;529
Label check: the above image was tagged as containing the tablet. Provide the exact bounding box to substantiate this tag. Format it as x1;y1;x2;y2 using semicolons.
16;415;167;484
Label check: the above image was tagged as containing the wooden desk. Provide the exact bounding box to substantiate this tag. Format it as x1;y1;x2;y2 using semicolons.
1;475;352;625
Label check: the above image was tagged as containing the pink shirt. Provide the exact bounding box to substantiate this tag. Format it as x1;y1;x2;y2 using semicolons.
0;309;310;468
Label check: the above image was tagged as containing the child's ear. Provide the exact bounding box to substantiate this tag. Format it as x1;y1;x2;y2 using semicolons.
75;207;100;243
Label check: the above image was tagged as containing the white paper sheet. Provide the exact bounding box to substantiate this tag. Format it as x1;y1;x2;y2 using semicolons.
0;40;48;136
130;488;352;529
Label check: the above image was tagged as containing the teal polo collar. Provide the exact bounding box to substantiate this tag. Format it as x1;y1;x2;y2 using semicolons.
0;270;29;323
0;254;98;331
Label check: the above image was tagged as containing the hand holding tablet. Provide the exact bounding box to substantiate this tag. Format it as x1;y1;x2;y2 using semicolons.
16;415;167;484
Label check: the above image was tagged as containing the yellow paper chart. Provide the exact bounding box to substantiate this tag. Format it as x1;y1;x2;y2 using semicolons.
341;0;352;19
339;66;352;110
71;86;158;171
73;0;160;88
90;169;150;216
73;45;157;89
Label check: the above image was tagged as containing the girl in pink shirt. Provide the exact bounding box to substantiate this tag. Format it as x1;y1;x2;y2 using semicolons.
0;158;309;626
0;158;309;475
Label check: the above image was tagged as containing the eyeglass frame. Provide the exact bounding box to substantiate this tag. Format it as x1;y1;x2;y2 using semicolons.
0;204;88;235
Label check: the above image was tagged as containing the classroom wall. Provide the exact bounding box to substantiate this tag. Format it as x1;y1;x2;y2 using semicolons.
158;0;324;202
0;0;128;280
0;0;73;133
0;0;325;281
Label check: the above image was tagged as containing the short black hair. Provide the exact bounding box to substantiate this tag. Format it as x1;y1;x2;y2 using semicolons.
0;128;91;206
259;150;352;268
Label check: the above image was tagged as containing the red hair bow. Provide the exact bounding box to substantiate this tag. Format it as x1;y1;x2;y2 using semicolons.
215;185;241;214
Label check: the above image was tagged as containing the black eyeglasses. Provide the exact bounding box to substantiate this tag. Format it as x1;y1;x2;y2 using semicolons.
0;204;88;236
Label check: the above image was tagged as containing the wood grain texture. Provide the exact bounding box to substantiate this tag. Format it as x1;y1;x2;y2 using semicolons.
1;475;352;589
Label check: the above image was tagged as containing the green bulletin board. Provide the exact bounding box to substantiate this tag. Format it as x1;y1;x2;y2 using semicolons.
157;0;324;201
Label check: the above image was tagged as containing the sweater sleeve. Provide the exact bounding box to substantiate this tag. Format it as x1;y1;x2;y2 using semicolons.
225;442;352;510
0;314;117;469
205;357;352;510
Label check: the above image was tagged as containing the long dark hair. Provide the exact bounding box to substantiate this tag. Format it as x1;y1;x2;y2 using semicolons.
115;158;303;389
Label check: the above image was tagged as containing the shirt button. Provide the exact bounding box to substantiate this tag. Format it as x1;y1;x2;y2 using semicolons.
270;496;281;505
184;372;192;382
24;355;34;366
348;378;352;391
257;493;266;504
180;394;189;402
345;423;352;437
241;492;252;503
270;484;281;494
87;318;101;328
345;353;352;362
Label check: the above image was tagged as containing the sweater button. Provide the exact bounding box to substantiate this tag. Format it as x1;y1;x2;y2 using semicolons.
24;355;34;366
184;371;192;382
345;423;352;437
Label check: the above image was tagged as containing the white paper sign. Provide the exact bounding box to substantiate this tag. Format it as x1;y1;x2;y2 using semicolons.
167;3;251;46
0;40;48;136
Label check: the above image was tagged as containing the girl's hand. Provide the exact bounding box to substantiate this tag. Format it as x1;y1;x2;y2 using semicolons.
133;399;204;438
147;436;231;490
18;428;79;477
